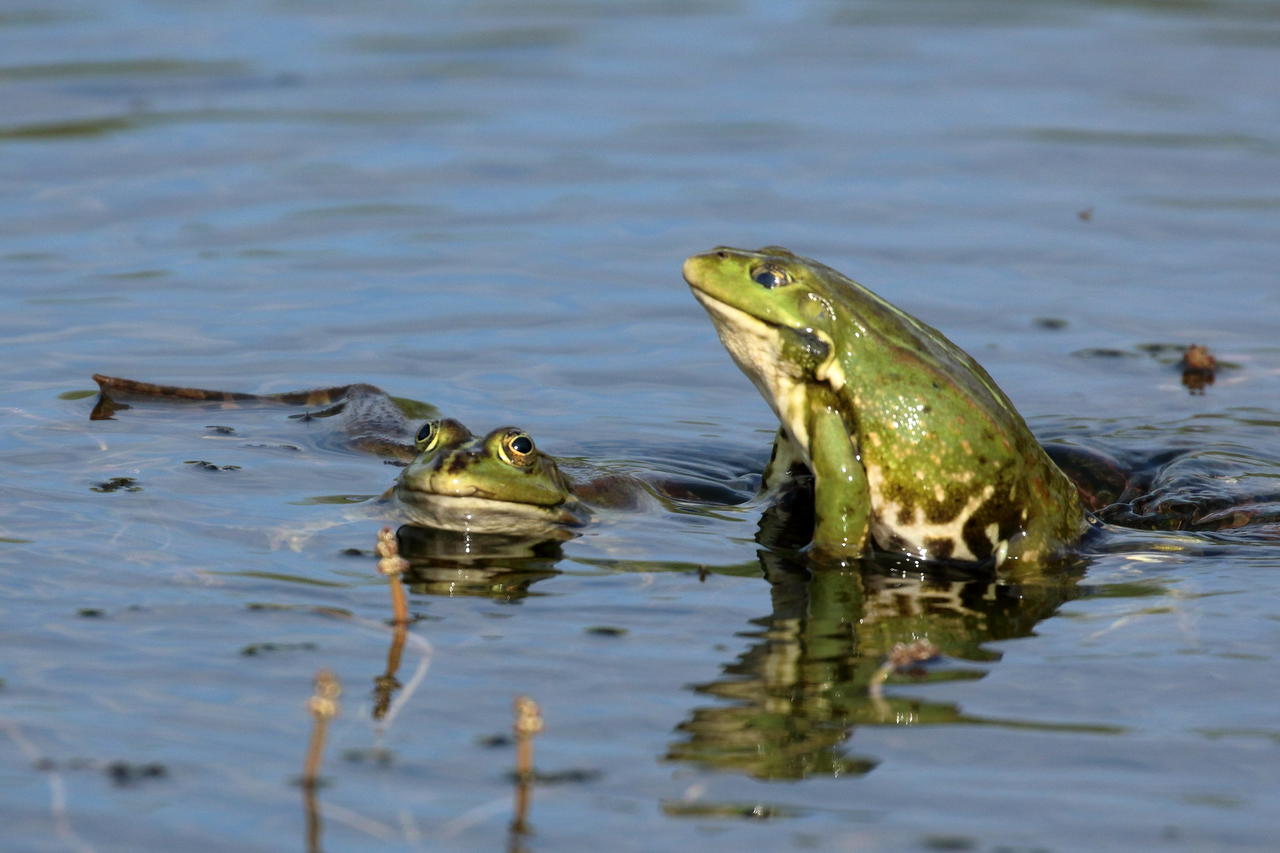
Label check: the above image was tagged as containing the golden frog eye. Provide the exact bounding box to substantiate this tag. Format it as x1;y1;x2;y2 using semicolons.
415;420;440;451
751;265;788;289
500;430;536;466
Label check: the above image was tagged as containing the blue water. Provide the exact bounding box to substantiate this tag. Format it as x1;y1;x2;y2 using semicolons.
3;1;1279;850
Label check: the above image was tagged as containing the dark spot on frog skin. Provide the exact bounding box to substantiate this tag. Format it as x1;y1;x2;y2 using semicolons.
924;487;969;526
884;477;967;528
444;453;474;475
878;483;915;525
924;538;954;561
960;489;1024;562
796;329;829;361
961;520;995;562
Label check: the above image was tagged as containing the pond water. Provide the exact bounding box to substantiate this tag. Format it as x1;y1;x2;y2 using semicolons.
3;0;1279;850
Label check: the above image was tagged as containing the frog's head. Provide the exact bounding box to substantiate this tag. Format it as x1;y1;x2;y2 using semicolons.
393;418;589;538
684;246;849;403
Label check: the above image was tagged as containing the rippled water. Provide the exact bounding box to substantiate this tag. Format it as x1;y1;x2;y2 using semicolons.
3;1;1279;850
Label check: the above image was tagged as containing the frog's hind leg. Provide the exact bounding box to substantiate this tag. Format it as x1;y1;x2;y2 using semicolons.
91;373;363;411
762;427;811;493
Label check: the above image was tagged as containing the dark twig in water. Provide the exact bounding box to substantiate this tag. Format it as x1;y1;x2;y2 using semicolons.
510;696;543;839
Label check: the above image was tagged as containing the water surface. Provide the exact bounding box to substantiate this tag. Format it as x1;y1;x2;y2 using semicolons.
3;1;1279;850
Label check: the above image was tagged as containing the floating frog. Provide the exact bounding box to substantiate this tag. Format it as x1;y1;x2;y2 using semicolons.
389;416;591;538
684;246;1087;566
89;375;732;541
91;373;431;460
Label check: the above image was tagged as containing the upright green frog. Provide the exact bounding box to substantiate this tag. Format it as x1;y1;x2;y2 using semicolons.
684;246;1086;566
389;417;591;538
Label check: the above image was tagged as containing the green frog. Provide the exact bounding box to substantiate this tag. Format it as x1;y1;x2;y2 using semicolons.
388;416;591;538
683;246;1087;566
89;374;682;540
91;373;431;460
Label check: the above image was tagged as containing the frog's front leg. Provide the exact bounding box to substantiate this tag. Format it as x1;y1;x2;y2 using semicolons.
761;427;809;492
805;406;871;558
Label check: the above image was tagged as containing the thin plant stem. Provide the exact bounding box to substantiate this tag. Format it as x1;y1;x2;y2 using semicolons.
375;526;410;626
510;696;543;837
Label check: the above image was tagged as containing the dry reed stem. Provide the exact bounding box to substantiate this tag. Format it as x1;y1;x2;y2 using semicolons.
302;669;341;787
375;526;410;626
510;696;543;836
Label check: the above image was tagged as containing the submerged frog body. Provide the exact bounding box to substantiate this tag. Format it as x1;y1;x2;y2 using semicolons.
684;246;1086;566
88;374;668;540
389;417;591;538
91;373;428;460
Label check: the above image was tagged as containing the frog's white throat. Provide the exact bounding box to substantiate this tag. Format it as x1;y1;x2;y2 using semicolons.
692;290;842;455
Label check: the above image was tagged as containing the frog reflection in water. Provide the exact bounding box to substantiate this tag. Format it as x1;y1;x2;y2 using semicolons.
684;247;1088;567
665;549;1095;781
90;374;729;542
645;485;1091;781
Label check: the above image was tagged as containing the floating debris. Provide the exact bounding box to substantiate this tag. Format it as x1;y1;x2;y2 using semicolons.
90;477;141;493
661;800;805;819
869;638;942;699
240;642;318;657
106;761;168;787
1180;343;1217;394
584;625;628;637
184;460;241;471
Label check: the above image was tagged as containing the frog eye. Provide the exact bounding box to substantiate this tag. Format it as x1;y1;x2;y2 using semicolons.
751;266;789;289
499;430;536;466
415;420;440;451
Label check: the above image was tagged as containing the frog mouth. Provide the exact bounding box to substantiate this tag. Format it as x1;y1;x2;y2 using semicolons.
394;487;590;534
